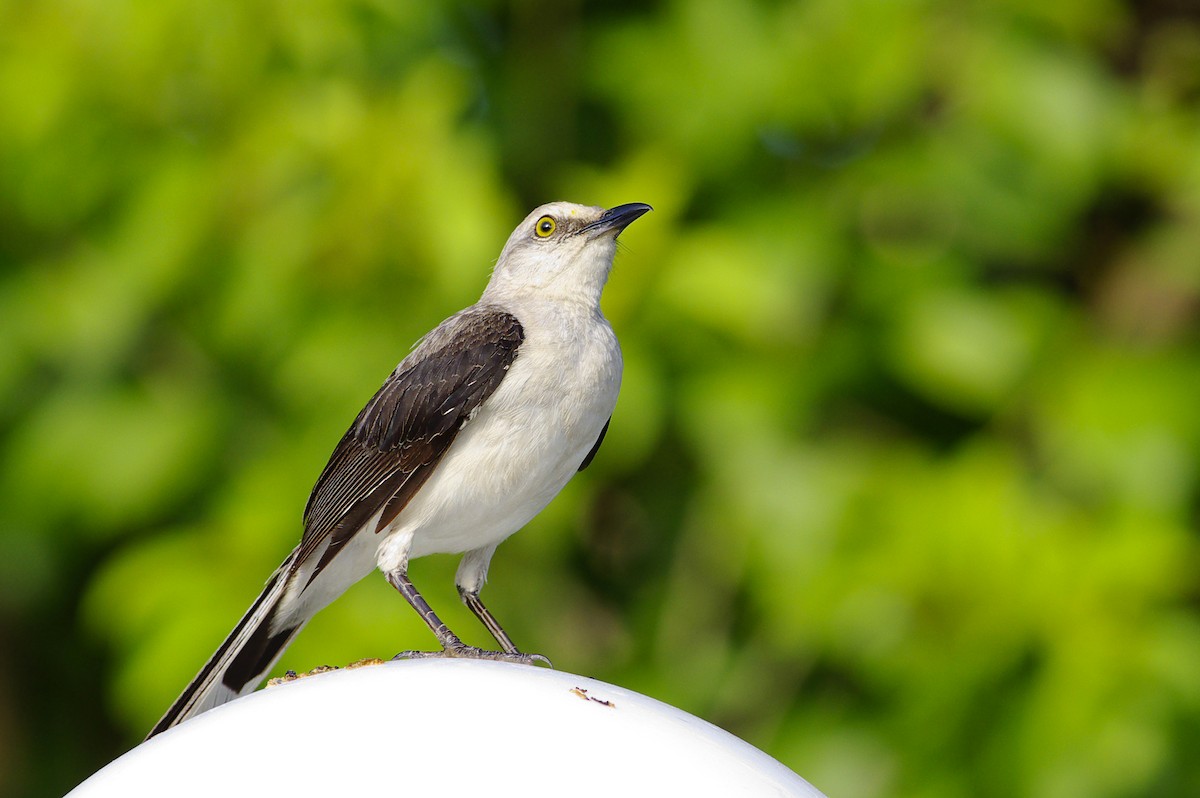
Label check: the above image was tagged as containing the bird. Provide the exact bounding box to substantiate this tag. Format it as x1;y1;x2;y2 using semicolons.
147;200;652;738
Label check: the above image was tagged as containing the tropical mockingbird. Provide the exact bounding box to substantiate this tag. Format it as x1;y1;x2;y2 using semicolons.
147;201;651;738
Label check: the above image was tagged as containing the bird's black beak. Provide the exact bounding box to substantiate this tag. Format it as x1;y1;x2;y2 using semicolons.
585;202;653;236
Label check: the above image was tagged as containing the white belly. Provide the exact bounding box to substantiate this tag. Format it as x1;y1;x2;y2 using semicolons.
375;313;621;571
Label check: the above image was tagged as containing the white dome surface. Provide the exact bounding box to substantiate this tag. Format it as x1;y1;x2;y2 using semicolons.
70;658;826;797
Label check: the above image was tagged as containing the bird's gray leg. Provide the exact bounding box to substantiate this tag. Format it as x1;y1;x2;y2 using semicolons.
385;569;463;650
384;569;548;666
458;587;552;667
458;587;518;653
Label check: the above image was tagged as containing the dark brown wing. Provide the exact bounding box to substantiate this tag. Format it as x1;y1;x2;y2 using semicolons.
577;417;610;472
296;306;524;582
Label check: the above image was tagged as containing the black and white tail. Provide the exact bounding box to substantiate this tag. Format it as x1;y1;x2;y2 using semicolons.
146;558;304;739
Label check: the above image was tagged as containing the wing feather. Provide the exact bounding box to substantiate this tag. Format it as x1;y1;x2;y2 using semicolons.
296;306;524;581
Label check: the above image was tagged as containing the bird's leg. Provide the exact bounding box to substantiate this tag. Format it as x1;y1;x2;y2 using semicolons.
385;569;463;651
458;587;551;667
458;587;518;653
384;569;549;666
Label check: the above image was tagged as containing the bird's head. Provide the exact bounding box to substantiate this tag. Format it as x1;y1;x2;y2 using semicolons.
484;201;652;306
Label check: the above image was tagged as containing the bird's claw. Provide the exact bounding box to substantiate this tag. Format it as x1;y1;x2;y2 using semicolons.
392;644;552;668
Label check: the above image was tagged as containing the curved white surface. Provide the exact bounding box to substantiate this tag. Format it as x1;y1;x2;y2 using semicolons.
71;659;825;797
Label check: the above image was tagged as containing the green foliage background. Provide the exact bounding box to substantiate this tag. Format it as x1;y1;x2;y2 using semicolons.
3;0;1200;795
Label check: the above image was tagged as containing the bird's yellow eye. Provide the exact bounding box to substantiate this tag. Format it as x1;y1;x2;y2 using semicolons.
534;216;556;238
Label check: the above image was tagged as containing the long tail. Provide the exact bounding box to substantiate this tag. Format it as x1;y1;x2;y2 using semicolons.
146;555;305;739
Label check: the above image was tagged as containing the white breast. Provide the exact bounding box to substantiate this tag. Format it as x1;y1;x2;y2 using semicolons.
375;300;622;571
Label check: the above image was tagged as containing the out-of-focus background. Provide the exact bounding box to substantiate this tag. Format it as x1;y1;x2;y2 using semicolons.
3;0;1200;795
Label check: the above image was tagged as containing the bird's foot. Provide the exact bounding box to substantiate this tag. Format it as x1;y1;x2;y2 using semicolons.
392;643;552;668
